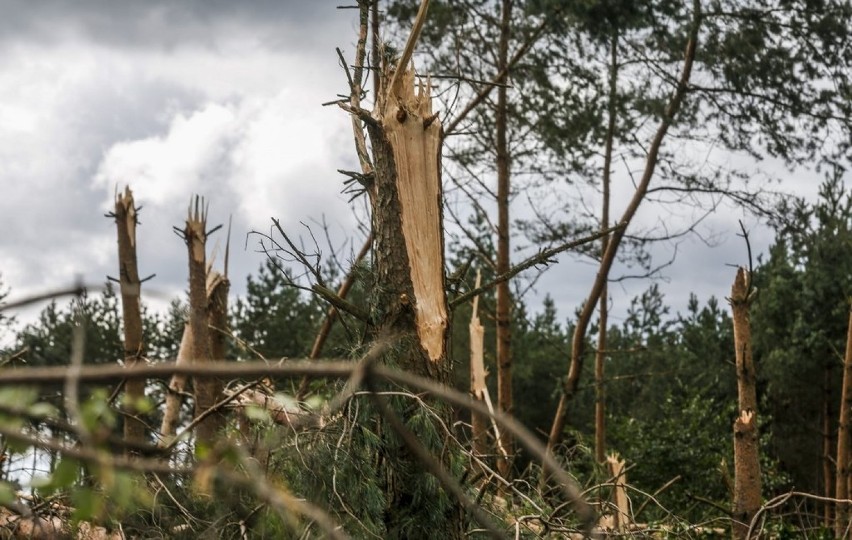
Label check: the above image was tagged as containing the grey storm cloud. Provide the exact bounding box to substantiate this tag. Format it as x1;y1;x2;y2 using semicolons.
0;0;345;50
0;0;363;326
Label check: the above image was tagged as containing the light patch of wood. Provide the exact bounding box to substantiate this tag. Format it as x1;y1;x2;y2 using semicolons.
606;453;631;532
186;198;206;263
470;270;486;395
116;186;136;250
228;388;322;429
159;322;191;441
381;67;447;362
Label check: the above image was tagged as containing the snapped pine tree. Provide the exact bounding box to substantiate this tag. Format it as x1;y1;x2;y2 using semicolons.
469;270;489;461
352;0;460;532
111;187;147;451
729;268;761;540
180;196;225;446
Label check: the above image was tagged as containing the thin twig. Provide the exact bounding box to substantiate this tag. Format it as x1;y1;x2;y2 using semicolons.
450;225;623;308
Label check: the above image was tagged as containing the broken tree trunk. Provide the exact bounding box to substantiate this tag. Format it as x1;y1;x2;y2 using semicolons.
181;197;223;446
729;268;761;540
111;187;147;452
469;270;488;461
835;302;852;537
358;6;459;529
368;68;448;378
159;322;191;441
606;453;630;533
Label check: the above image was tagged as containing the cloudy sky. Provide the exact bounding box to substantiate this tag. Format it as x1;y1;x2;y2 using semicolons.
0;1;367;321
0;1;830;336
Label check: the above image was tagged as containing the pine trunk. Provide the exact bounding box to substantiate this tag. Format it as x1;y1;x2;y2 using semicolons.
366;62;457;535
595;28;618;465
112;187;147;451
545;4;700;457
494;0;514;482
835;304;852;537
183;197;222;446
729;268;761;540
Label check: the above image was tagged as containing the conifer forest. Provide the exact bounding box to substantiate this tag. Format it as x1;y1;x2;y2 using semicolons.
2;0;852;538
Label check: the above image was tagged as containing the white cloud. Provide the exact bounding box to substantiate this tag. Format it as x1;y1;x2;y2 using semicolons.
0;9;364;325
95;103;239;206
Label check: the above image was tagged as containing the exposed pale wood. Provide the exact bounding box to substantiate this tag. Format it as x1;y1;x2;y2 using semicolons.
159;322;191;441
379;67;447;363
182;196;219;445
470;270;489;458
229;388;321;429
730;268;758;413
606;453;630;533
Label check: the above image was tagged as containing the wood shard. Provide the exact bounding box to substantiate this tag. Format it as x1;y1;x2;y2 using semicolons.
381;67;447;362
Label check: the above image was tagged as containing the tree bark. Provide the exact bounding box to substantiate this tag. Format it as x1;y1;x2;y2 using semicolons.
594;27;618;466
732;410;760;540
182;197;222;446
729;268;761;540
836;303;852;537
205;268;228;433
546;1;700;456
112;187;147;452
495;0;514;482
365;35;456;531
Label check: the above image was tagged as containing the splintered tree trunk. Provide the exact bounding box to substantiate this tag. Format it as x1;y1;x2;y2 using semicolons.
369;68;448;378
606;454;630;532
469;271;489;461
206;268;229;424
160;323;191;440
112;187;147;451
494;0;514;482
835;304;852;537
729;268;761;540
182;197;222;446
365;58;454;535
